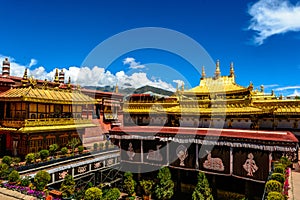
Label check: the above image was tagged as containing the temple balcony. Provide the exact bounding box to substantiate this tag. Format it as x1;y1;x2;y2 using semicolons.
0;118;94;129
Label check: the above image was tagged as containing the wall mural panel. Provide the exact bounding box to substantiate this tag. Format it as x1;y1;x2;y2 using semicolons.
143;140;167;165
198;146;230;174
169;143;196;169
233;148;269;181
121;139;141;163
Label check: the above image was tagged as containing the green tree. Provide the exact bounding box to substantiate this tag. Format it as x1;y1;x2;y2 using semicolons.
8;170;20;183
123;172;136;197
85;187;102;200
2;156;12;166
155;167;174;200
39;149;50;161
68;138;80;153
192;172;214;200
49;144;59;156
103;188;121;200
34;170;51;191
140;179;155;197
60;174;76;198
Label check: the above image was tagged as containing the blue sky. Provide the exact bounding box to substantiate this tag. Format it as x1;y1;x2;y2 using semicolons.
0;0;300;96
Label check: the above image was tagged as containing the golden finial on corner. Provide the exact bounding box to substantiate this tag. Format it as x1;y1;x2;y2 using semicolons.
115;83;119;93
54;68;59;83
215;60;221;78
230;62;234;77
201;66;206;79
42;79;49;89
248;81;253;91
67;77;71;89
21;68;29;87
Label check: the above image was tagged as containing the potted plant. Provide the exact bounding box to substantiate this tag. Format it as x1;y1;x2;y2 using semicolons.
49;144;59;156
68;138;80;154
78;145;84;154
25;153;35;164
192;172;213;200
99;143;104;150
105;141;110;149
140;179;154;200
39;149;50;161
61;147;68;157
94;143;99;151
8;170;20;184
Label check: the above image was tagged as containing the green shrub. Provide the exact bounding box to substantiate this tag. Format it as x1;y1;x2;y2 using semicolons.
85;187;102;200
2;156;12;166
12;157;21;165
39;149;50;160
8;170;20;182
103;188;121;200
274;166;285;174
20;176;31;186
279;156;291;169
0;163;10;179
34;170;51;191
155;167;174;200
266;180;283;193
267;191;284;200
60;174;76;198
270;173;285;184
61;147;68;155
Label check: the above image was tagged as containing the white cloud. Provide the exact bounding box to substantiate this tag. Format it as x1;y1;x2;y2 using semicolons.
28;59;37;68
262;84;279;89
287;90;300;97
173;80;184;89
274;85;300;91
0;54;175;91
123;57;145;69
248;0;300;45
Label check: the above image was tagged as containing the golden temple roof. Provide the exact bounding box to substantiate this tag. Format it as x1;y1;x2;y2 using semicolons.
0;87;97;104
185;76;249;95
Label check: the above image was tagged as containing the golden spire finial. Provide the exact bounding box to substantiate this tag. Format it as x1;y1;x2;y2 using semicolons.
67;77;71;90
23;68;28;80
201;66;206;79
181;82;184;92
215;60;221;78
115;83;119;93
230;62;234;76
54;68;59;83
21;68;29;87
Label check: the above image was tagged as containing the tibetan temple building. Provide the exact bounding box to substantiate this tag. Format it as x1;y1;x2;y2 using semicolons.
0;58;123;156
110;60;300;199
123;60;300;133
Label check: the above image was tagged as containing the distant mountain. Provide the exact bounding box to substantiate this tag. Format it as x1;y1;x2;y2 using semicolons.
82;85;174;97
